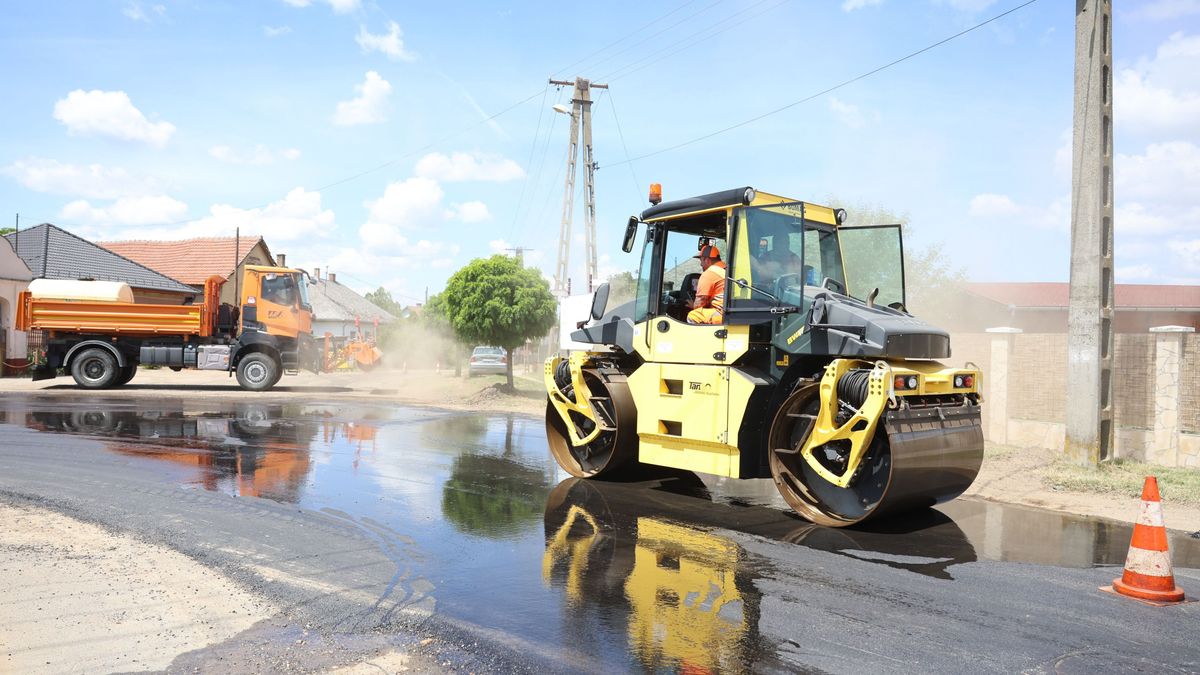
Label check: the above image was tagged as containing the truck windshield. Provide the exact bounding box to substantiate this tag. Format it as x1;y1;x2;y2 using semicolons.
728;205;847;309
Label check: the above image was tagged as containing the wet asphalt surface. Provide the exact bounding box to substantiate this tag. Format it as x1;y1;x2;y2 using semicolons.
1;395;1199;674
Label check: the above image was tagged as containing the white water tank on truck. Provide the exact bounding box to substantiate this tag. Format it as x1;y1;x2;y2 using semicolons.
28;279;136;303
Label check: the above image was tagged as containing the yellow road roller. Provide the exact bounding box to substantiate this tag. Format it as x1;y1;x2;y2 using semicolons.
545;186;984;526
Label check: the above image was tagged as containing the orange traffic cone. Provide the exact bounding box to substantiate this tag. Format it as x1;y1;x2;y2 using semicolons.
1109;476;1185;603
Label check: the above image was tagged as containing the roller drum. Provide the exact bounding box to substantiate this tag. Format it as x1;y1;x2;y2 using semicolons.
769;385;984;527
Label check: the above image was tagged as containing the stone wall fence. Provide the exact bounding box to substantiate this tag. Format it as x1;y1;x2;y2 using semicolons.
950;326;1199;468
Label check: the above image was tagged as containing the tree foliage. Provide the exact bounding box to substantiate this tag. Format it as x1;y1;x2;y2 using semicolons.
364;286;405;317
438;255;558;387
0;227;14;236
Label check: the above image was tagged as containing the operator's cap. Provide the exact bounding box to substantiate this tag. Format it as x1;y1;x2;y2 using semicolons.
694;245;721;260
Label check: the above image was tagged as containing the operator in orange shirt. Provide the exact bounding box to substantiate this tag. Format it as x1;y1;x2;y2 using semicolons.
686;244;726;325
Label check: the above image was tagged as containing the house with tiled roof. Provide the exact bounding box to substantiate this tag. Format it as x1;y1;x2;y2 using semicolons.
307;269;396;339
4;224;197;304
100;235;274;305
956;282;1200;333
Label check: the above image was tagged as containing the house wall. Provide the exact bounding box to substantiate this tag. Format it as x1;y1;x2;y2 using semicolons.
0;238;33;368
219;241;273;306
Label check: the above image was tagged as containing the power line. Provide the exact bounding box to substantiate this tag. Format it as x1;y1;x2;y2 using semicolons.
508;84;551;239
578;0;729;76
552;0;704;78
605;90;643;201
600;0;1042;169
601;0;790;83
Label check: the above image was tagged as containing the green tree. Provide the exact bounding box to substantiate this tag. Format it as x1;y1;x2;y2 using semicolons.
423;291;469;376
0;227;14;236
439;255;557;389
364;286;405;317
606;270;637;308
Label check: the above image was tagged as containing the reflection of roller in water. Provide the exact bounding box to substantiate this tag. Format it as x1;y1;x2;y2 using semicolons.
543;478;759;674
26;404;325;503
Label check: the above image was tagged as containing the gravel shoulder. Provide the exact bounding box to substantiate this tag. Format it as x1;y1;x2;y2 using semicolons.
0;501;272;674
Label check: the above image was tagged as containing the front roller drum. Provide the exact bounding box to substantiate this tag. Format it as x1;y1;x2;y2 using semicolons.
768;385;984;527
546;369;638;479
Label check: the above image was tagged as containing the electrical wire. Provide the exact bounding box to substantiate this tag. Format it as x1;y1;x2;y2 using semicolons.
552;0;704;78
605;90;643;201
601;0;790;83
600;0;1042;169
578;0;729;76
508;84;551;239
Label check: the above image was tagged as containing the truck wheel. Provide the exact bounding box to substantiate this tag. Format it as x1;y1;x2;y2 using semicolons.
112;365;137;387
71;348;119;389
236;353;279;391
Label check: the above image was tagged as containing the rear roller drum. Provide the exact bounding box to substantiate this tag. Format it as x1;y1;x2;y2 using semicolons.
768;385;983;527
545;370;637;479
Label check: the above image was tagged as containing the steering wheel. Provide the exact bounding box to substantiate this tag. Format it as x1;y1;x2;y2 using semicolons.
772;272;805;302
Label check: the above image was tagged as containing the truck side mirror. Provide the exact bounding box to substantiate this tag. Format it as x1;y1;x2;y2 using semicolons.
590;283;610;321
622;217;639;253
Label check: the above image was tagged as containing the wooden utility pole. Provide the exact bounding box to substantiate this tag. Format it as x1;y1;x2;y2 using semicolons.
1066;0;1115;467
549;77;607;296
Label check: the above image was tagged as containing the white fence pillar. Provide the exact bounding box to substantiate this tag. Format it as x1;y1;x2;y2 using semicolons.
985;327;1022;445
1150;325;1193;467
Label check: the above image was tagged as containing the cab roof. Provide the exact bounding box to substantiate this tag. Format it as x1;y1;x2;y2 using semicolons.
639;187;840;226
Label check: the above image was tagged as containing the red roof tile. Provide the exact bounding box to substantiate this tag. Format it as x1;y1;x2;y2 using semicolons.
99;236;271;286
966;282;1200;309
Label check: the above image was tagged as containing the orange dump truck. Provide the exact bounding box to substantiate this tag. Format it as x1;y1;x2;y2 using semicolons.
16;265;319;391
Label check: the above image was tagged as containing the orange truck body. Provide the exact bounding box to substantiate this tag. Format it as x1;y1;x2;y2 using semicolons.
16;275;225;338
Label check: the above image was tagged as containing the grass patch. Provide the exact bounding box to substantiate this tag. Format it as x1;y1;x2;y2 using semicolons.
1044;459;1200;506
984;443;1020;460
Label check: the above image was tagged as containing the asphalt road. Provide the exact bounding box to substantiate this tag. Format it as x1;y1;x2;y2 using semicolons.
1;394;1198;673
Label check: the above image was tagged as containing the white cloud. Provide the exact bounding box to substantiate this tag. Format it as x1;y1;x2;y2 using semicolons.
356;21;415;61
123;1;165;22
1117;141;1200;204
181;188;335;243
61;195;188;227
209;143;302;165
968;193;1020;218
933;0;998;10
281;0;360;12
414;152;524;182
828;97;866;128
841;0;883;10
333;71;391;126
449;201;491;223
1128;1;1200;21
1170;239;1200;272
1115;264;1158;281
488;239;511;253
2;157;156;199
360;177;445;252
969;193;1067;230
264;25;292;37
1116;32;1200;138
53;89;175;147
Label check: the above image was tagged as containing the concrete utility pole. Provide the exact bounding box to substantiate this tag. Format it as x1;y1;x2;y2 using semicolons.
1066;0;1115;467
550;77;608;297
504;246;534;264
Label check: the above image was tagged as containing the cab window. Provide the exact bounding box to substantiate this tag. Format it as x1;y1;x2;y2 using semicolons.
729;205;846;310
261;273;297;307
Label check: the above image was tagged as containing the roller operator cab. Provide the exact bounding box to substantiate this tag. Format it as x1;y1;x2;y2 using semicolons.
544;187;984;526
18;265;319;392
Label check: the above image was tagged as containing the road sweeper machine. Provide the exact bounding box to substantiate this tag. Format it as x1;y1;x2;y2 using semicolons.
544;186;984;526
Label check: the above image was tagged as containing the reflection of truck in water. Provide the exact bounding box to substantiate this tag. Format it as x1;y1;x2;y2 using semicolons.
26;404;322;501
16;265;319;391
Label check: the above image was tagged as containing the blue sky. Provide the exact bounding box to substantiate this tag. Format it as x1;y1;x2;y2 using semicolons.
1;0;1197;304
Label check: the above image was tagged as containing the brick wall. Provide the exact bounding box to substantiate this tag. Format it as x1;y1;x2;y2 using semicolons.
1113;334;1155;429
949;333;991;377
1008;334;1068;423
1183;334;1200;435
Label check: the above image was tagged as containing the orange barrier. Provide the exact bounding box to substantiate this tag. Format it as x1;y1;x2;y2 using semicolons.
1106;476;1186;603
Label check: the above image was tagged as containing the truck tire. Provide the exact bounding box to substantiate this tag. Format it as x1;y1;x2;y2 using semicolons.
236;353;279;392
70;347;119;389
112;365;137;387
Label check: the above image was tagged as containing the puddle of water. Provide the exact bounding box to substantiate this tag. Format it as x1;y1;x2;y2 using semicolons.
6;397;1199;673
